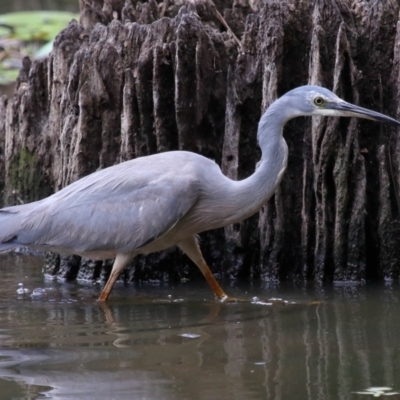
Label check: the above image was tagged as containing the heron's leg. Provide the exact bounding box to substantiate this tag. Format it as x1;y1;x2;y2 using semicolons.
98;253;133;302
178;236;229;301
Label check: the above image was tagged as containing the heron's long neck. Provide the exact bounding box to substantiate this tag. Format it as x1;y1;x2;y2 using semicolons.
224;99;290;223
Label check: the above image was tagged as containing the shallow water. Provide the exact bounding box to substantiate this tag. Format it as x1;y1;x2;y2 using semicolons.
1;254;400;399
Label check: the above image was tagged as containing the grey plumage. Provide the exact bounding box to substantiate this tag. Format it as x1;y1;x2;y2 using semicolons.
1;85;399;301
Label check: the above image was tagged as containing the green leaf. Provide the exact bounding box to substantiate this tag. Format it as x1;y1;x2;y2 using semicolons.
0;11;78;42
0;67;19;85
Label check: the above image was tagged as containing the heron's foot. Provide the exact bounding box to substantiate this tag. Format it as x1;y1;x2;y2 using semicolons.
217;295;246;303
97;294;109;303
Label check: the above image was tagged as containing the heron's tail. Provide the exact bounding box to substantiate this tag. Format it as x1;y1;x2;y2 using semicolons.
0;243;18;253
0;207;26;252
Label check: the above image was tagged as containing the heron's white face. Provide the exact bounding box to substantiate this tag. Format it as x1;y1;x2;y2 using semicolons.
284;86;343;117
308;91;344;117
280;85;400;126
306;90;400;126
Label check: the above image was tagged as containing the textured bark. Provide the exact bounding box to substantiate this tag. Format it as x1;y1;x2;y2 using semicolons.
1;0;400;285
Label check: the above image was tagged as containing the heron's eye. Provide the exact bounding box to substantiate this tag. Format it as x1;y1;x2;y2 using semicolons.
314;97;325;106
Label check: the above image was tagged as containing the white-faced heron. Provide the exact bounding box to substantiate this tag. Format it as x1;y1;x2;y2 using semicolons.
1;85;399;301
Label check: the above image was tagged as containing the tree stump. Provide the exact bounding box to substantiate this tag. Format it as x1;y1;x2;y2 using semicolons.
1;0;400;285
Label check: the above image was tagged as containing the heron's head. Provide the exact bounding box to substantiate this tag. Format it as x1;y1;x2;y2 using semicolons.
283;85;400;127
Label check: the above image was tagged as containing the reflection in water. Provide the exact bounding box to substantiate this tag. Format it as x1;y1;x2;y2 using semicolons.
1;254;400;399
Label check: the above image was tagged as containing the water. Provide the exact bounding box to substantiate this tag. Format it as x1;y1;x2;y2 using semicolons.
1;253;400;399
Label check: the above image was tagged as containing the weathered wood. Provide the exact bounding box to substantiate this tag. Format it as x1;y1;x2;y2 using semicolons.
1;0;400;285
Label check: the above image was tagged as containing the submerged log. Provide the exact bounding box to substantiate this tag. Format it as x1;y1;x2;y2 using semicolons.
1;0;400;285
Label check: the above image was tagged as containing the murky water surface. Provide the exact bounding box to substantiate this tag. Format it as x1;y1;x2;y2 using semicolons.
1;254;400;399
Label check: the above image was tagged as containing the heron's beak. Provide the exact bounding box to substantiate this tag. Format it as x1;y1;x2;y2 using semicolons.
329;101;400;127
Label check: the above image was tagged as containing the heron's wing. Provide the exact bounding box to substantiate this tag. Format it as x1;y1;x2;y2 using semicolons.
4;161;201;253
